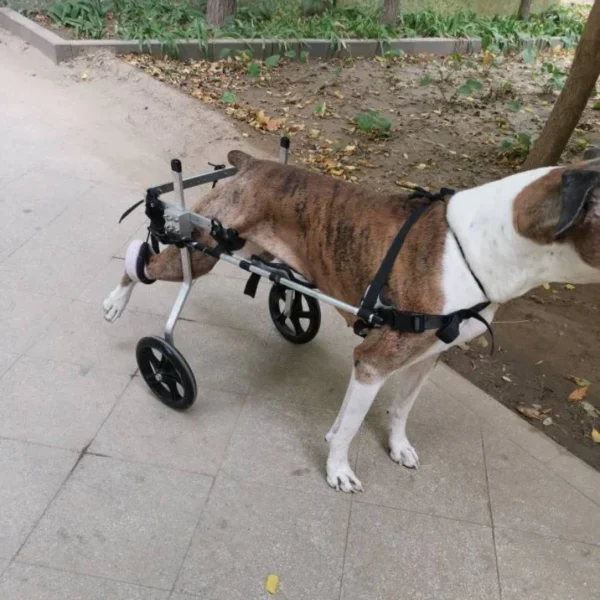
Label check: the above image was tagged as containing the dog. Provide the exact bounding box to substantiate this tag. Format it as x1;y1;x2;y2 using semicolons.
103;151;600;493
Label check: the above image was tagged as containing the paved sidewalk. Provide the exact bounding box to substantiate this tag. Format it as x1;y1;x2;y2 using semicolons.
1;32;599;600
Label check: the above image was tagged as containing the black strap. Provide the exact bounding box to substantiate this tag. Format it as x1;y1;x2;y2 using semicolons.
359;202;431;321
244;273;261;298
451;230;488;299
119;199;144;223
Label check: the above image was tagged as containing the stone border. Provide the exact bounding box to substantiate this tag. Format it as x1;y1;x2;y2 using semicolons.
1;7;566;65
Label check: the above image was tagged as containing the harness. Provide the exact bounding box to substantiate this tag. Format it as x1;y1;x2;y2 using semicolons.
353;187;494;350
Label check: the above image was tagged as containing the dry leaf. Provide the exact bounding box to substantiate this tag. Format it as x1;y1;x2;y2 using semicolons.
591;428;600;443
344;145;357;155
308;129;321;139
81;71;88;80
564;283;576;290
542;417;553;427
542;283;551;290
517;405;541;420
266;574;279;595
568;387;588;402
566;376;592;388
580;401;600;418
476;336;489;348
416;163;428;170
502;375;512;383
333;90;344;99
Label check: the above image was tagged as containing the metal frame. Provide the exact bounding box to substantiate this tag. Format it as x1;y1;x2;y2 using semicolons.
150;137;380;346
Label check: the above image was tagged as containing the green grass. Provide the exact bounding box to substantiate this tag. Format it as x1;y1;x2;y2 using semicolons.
43;0;587;53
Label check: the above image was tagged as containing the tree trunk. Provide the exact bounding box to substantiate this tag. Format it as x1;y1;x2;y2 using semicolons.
206;0;236;27
522;1;600;170
518;0;532;21
382;0;400;25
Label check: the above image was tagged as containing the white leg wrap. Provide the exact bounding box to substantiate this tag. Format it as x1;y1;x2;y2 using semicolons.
125;240;155;284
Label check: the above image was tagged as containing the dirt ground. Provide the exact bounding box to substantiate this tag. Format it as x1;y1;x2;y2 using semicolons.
118;48;600;469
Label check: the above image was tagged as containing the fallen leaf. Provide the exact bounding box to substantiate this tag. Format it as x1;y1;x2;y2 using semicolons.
542;416;553;427
266;574;279;595
566;376;592;388
333;90;344;99
476;336;489;348
580;401;600;418
517;405;541;420
416;163;428;170
568;387;588;402
535;360;544;366
502;375;512;383
564;283;576;290
256;110;269;126
308;129;321;139
81;71;88;80
592;428;600;443
344;145;357;155
542;283;551;290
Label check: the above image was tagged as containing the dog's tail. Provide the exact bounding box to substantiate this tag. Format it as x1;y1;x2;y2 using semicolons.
228;150;253;171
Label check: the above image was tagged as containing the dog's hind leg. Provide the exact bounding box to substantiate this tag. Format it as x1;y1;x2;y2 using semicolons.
387;356;437;469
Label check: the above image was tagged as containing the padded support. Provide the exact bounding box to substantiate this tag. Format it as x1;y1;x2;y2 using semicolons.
125;240;156;284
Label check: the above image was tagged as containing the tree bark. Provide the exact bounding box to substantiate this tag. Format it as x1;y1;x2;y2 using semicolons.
522;1;600;170
518;0;532;21
382;0;400;25
206;0;236;27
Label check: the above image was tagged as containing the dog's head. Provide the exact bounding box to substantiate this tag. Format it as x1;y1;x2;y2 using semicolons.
514;158;600;271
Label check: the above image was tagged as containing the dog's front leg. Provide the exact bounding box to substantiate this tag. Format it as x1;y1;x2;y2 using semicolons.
388;356;437;469
103;272;136;323
326;365;385;493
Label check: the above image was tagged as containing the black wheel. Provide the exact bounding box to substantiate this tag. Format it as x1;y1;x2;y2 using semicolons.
136;336;197;410
268;284;321;344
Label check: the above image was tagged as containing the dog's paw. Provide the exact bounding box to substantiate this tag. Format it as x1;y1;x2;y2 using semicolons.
102;284;133;323
326;461;363;493
389;439;419;469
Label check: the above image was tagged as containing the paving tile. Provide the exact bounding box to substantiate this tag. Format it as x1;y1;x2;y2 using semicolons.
91;376;245;475
0;351;19;378
495;528;600;600
34;188;145;255
251;334;354;410
175;477;350;600
356;398;491;525
432;363;562;463
0;167;91;262
0;239;113;299
0;357;129;450
19;455;213;589
0;439;77;559
548;451;600;507
0;560;9;577
27;300;161;375
0;563;169;600
341;502;500;600
221;395;358;494
483;426;600;545
0;289;64;355
175;320;270;395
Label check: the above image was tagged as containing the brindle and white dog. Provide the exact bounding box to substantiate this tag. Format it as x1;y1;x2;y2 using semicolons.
103;151;600;493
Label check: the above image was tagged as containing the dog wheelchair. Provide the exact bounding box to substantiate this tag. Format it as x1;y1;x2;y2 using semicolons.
126;138;377;411
125;137;491;412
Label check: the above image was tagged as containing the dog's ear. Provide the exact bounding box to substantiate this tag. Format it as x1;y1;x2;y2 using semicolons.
556;169;600;238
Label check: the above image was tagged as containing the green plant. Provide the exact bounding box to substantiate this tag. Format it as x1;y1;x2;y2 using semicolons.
246;60;262;77
48;0;107;38
285;49;296;59
220;90;238;104
500;131;534;162
539;62;567;94
314;102;327;118
456;78;483;95
264;54;281;68
354;109;392;137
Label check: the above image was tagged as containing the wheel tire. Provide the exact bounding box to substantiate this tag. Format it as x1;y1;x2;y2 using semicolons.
136;336;197;410
268;284;321;344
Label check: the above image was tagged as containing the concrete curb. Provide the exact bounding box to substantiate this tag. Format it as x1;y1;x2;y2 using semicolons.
0;7;565;65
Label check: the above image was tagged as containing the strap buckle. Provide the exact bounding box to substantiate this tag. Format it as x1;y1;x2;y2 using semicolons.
412;314;425;333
